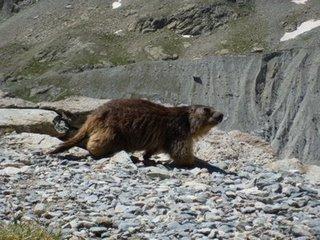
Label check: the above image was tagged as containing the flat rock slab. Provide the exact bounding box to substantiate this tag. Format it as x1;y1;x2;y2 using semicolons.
0;89;37;108
39;96;109;114
0;132;87;160
0;97;37;108
0;166;30;176
1;132;62;151
38;96;110;128
0;108;59;136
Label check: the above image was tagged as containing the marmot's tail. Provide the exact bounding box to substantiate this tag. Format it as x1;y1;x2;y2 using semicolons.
48;120;90;154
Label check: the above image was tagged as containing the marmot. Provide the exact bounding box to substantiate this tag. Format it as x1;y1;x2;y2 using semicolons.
49;99;224;167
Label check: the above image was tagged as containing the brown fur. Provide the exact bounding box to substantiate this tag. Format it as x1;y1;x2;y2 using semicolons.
49;99;224;167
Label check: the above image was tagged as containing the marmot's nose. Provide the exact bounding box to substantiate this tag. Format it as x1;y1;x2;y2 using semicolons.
213;112;224;123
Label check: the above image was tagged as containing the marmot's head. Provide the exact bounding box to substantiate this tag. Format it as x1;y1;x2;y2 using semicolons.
189;105;224;138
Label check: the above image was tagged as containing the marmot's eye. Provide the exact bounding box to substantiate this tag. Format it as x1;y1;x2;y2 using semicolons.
203;107;211;115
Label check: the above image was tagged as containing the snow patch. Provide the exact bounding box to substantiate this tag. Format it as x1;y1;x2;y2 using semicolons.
115;30;124;36
112;0;121;9
291;0;308;4
182;35;192;38
280;19;320;41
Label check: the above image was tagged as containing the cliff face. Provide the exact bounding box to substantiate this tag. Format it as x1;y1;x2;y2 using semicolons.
12;46;317;164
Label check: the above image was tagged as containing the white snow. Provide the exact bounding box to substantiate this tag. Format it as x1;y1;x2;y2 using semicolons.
115;30;123;36
291;0;308;4
112;0;121;9
182;35;192;38
280;19;320;41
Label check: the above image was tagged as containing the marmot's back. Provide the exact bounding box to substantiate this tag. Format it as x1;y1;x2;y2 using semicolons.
92;99;189;151
94;99;177;116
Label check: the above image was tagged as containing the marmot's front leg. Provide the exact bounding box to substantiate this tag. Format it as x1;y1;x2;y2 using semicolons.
142;149;158;166
168;139;195;168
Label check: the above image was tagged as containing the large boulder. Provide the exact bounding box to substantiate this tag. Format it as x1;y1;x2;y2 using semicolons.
0;89;37;108
38;96;110;129
0;108;60;136
0;97;37;108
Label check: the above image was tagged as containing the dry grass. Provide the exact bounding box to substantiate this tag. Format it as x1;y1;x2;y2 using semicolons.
0;222;60;240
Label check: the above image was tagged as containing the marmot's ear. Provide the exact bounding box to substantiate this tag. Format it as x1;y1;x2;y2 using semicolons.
194;107;205;115
203;107;211;115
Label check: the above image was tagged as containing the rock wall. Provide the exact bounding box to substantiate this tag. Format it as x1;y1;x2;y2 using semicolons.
5;46;320;164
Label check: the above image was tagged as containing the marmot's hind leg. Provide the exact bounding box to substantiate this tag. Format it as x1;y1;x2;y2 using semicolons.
86;129;121;159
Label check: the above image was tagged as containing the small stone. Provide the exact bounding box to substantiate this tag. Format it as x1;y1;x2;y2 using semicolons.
215;162;228;170
287;198;308;208
110;151;137;169
118;220;140;232
94;217;113;227
33;203;46;216
77;221;94;229
146;167;171;179
282;186;300;196
114;203;140;214
239;187;267;197
225;191;236;198
66;220;77;229
183;181;209;191
251;47;264;53
190;167;202;176
253;217;268;227
208;230;217;238
144;45;168;60
217;49;230;55
85;194;99;203
197;228;211;235
264;183;282;193
205;212;222;221
254;201;266;210
177;195;197;203
299;185;318;195
90;227;108;237
291;225;312;237
43;212;55;219
218;224;234;233
241;207;256;214
172;54;179;60
263;204;288;214
255;173;283;188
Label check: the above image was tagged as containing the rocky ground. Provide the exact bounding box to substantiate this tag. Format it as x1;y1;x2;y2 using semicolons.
1;129;319;239
0;92;320;239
